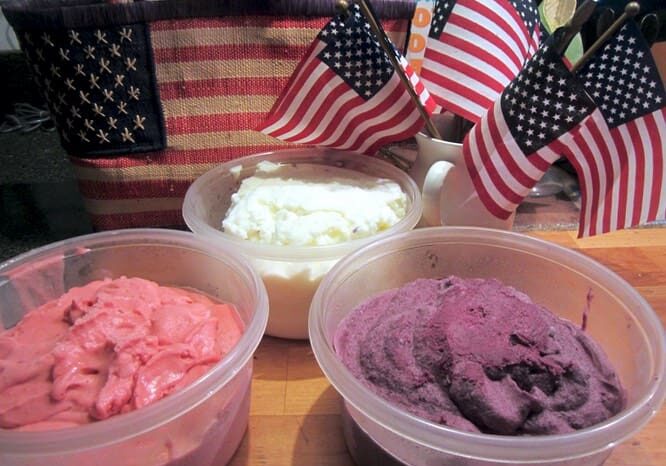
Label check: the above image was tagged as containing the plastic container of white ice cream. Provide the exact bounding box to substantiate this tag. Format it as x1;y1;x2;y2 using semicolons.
183;148;422;339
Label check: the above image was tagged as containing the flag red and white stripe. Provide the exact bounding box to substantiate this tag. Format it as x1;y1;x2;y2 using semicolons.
563;108;666;237
420;0;540;123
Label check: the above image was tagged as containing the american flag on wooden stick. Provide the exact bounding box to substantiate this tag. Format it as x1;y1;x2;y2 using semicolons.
259;3;437;155
463;36;595;220
567;21;666;237
420;0;541;123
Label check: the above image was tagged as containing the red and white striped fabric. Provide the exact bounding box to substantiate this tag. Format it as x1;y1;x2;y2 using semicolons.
68;16;409;229
259;4;435;156
420;0;540;123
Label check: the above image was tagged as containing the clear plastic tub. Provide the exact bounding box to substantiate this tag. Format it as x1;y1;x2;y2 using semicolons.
0;229;268;466
182;148;422;339
309;227;666;465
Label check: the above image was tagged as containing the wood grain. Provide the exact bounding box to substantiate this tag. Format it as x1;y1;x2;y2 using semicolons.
229;229;666;466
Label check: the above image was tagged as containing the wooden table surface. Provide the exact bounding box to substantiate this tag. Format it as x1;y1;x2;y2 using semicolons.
228;229;666;466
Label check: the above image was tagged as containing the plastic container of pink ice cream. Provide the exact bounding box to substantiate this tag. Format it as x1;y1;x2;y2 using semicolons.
309;227;666;466
0;229;268;466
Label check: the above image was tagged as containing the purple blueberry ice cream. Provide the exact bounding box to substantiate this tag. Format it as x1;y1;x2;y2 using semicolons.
334;276;625;435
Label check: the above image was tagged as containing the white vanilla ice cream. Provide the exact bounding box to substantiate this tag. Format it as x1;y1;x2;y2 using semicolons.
221;160;408;339
222;161;407;246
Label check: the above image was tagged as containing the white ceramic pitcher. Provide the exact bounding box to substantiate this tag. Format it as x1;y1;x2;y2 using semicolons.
409;113;515;230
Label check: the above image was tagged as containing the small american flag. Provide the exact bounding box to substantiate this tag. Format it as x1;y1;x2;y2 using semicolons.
567;21;666;237
420;0;540;123
463;37;595;220
259;3;436;156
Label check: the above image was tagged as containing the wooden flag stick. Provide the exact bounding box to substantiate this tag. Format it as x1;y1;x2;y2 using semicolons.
571;1;641;73
338;0;442;139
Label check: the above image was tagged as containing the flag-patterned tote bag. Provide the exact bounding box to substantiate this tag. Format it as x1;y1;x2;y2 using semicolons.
3;0;414;230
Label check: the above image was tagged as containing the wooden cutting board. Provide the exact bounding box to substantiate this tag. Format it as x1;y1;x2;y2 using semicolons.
229;229;666;466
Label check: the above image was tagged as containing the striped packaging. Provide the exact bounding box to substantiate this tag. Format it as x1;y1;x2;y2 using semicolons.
3;0;413;230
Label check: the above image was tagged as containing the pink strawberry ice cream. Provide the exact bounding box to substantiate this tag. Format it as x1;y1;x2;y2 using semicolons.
335;276;625;435
0;277;244;432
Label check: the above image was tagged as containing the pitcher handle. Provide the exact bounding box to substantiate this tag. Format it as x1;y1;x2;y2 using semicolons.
421;160;455;227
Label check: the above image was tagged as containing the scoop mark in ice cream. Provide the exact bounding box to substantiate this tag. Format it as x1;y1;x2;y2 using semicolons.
0;277;244;431
334;276;625;435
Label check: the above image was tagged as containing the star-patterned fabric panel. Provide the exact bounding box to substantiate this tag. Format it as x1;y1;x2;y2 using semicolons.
20;24;165;157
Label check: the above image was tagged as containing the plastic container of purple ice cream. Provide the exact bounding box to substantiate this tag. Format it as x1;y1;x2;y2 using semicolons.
309;227;665;466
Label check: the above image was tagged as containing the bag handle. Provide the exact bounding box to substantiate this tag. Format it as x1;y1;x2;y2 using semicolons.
4;0;417;31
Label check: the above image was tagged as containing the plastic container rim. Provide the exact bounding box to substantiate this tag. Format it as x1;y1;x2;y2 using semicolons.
0;228;269;454
182;147;423;261
309;226;666;462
